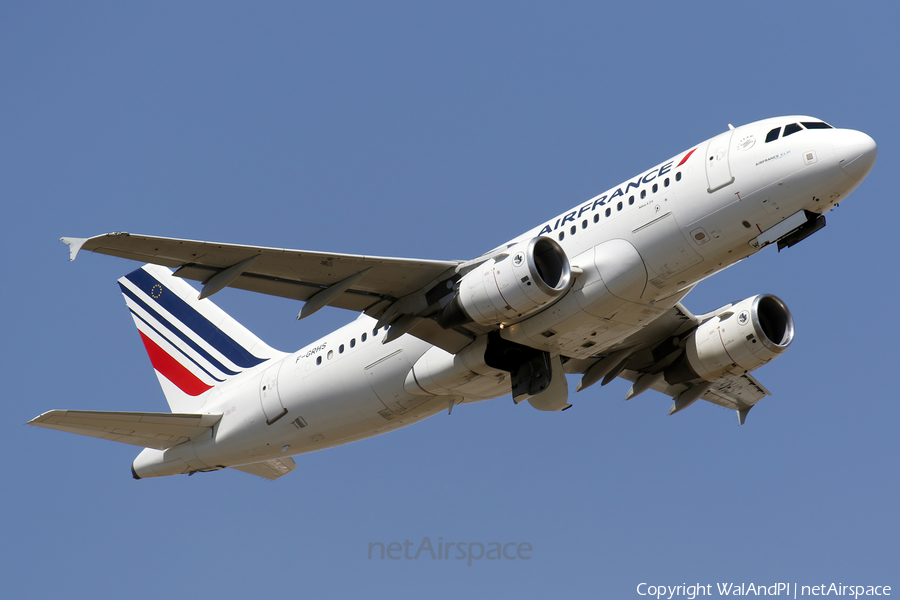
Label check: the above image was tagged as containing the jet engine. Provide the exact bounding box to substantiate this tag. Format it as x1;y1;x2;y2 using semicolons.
666;295;794;384
439;237;572;328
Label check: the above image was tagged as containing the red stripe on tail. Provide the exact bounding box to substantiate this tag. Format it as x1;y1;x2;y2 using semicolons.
138;331;213;396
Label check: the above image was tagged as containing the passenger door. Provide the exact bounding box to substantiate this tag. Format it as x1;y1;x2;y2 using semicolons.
705;129;735;192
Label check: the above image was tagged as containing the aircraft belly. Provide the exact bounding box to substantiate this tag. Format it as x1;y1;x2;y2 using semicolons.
556;286;694;358
272;355;388;447
286;341;448;452
203;342;442;463
500;266;689;359
365;348;431;416
589;239;648;303
405;342;509;401
281;397;447;455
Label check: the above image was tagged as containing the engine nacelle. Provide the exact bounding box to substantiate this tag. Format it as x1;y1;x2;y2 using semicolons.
439;237;572;328
666;295;794;384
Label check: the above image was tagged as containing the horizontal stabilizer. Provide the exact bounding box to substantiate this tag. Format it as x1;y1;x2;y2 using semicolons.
230;457;297;480
28;410;222;450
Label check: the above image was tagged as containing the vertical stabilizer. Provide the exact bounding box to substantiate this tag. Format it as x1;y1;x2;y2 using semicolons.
118;265;286;412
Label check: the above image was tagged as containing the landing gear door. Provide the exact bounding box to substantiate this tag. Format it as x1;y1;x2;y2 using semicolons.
705;129;735;193
260;364;288;425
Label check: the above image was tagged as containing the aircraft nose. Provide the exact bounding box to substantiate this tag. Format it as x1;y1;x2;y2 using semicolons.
834;129;877;182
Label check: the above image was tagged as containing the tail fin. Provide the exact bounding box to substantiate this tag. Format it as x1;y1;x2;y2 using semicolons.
118;264;285;412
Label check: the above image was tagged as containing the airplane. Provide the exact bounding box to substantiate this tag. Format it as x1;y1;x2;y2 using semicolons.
28;115;877;480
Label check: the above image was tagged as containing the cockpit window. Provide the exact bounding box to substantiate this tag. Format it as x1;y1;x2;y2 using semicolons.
783;123;803;137
801;121;833;130
765;127;781;143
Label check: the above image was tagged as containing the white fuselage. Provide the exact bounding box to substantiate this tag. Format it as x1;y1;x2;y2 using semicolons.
132;116;876;477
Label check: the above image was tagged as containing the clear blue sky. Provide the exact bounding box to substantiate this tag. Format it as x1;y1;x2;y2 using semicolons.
3;2;897;598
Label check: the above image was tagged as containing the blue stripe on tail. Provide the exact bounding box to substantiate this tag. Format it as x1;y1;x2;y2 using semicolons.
128;308;226;382
119;284;242;376
123;268;269;369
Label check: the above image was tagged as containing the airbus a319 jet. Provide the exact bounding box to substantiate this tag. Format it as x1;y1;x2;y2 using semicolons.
29;116;876;480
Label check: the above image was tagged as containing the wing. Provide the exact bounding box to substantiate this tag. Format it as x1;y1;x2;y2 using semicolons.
616;370;769;424
63;232;475;352
27;410;222;450
566;301;771;424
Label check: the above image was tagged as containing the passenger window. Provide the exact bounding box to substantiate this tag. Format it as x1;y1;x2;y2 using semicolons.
350;338;356;348
641;190;646;199
652;183;658;193
664;178;670;187
628;195;634;205
616;201;623;211
361;333;367;342
582;219;588;229
783;123;802;137
373;328;379;336
570;225;576;235
765;127;781;143
327;350;333;360
339;344;344;354
316;356;322;366
605;208;611;217
593;214;599;223
558;231;565;241
675;172;682;182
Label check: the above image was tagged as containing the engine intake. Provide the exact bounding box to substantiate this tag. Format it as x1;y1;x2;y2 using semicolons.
439;237;572;328
666;294;794;384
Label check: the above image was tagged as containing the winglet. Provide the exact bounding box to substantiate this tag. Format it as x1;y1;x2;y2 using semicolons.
61;237;88;261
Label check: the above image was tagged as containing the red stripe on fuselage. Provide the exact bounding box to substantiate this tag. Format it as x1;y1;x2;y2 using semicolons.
677;148;697;167
138;331;213;396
